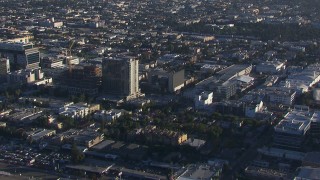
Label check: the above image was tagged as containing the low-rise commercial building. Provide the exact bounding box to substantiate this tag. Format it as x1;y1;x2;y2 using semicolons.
53;124;104;148
302;152;320;168
245;101;264;118
175;164;222;180
242;87;296;106
130;126;188;146
59;103;100;119
7;68;47;84
245;166;288;180
27;129;56;142
93;109;130;121
294;167;320;180
285;63;320;93
255;61;285;74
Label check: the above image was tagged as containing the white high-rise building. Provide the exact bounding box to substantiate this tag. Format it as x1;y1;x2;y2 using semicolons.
102;56;141;100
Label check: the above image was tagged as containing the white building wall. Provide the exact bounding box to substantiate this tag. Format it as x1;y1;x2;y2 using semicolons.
195;92;213;109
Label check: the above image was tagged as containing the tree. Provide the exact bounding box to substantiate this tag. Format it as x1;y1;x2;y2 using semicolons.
71;143;85;163
34;116;49;127
78;93;86;102
208;125;223;139
58;115;75;129
15;89;21;98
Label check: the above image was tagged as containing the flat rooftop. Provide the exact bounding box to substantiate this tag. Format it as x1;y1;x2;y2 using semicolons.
177;164;220;180
91;139;115;150
295;167;320;180
66;164;113;174
274;119;310;135
274;110;312;135
120;167;167;180
217;64;251;82
303;152;320;164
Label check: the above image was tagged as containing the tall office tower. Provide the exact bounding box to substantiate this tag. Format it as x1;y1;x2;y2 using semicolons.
0;42;40;70
102;56;140;100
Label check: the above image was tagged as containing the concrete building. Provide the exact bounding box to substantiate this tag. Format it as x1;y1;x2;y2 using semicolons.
274;110;312;149
132;126;188;146
41;57;64;69
93;109;130;121
27;129;56;142
182;138;206;149
294;167;320;180
0;42;40;69
216;64;252;82
175;164;222;180
302;152;320;168
184;64;252;101
102;56;141;100
257;147;306;161
7;108;43;124
65;56;80;66
147;68;185;93
215;100;246;116
268;88;296;106
255;61;285;74
245;101;264;118
216;81;237;100
59;105;89;118
39;18;64;28
5;36;33;44
196;64;252;100
65;164;113;178
285;63;320;93
195;91;213;109
54;124;104;148
7;68;44;84
59;103;100;119
245;166;288;179
242;87;296;106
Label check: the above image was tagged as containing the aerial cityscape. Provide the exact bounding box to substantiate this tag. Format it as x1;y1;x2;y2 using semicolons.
0;0;320;179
